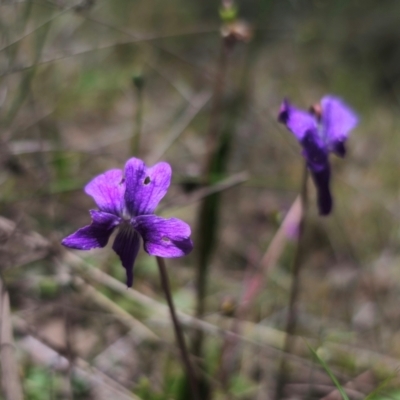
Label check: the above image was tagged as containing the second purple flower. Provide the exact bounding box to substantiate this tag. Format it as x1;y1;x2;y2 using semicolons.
62;157;193;287
278;95;358;215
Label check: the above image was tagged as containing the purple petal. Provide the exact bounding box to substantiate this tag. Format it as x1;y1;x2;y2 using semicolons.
321;95;358;156
301;131;332;215
310;165;332;216
133;215;193;258
124;158;171;216
62;210;120;250
85;169;125;216
112;225;140;288
278;99;318;141
301;131;328;172
331;140;346;157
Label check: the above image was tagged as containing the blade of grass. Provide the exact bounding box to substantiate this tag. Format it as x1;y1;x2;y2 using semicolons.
364;373;398;400
306;341;350;400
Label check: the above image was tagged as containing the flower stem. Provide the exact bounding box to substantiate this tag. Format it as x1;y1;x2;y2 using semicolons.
275;163;309;400
156;256;199;400
192;35;230;364
132;73;144;156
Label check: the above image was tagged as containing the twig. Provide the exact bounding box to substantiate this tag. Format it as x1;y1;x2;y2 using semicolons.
148;90;212;163
72;275;158;341
159;171;249;212
65;249;400;376
16;331;141;400
0;278;23;400
0;28;219;79
62;278;73;400
0;215;50;269
156;257;199;400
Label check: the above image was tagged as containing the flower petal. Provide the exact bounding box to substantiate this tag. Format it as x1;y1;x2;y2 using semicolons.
112;225;140;288
124;158;172;216
301;130;328;172
300;131;332;215
321;95;358;156
133;215;193;258
85;169;125;216
278;99;318;141
310;165;332;216
61;210;120;250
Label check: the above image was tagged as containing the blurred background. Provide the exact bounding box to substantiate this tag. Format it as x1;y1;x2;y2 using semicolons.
1;0;400;399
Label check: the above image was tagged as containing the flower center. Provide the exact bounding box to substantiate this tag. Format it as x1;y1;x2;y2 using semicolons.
310;102;328;143
310;102;322;121
121;207;131;221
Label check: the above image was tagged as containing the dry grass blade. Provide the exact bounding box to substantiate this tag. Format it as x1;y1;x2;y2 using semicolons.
72;275;159;342
148;90;212;164
160;171;249;211
0;216;50;270
219;196;302;381
65;251;221;336
0;278;23;400
17;331;142;400
260;195;302;275
66;249;400;377
235;195;302;317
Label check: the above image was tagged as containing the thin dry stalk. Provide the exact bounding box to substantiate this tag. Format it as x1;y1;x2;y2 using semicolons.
72;275;158;341
0;278;23;400
148;90;212;163
16;331;141;400
159;171;249;212
65;248;400;380
260;196;302;274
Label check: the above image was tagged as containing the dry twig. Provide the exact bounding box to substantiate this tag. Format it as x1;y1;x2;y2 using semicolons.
0;278;23;400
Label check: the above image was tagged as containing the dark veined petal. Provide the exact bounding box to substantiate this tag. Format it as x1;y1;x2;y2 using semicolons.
278;99;318;141
310;164;332;216
301;130;328;172
85;169;125;216
301;131;332;215
132;215;193;258
124;158;171;216
321;95;358;157
112;224;140;288
61;210;120;250
331;140;346;158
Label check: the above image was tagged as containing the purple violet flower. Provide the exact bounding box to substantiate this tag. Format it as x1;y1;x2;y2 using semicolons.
278;95;358;215
62;157;193;287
